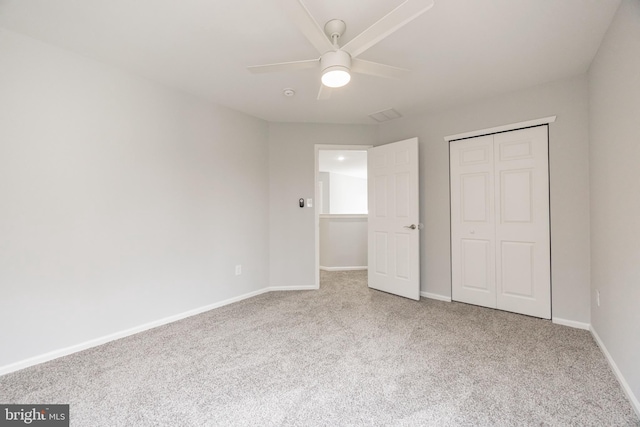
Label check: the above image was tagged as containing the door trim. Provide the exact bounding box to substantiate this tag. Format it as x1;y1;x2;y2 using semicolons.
314;144;373;289
443;116;556;142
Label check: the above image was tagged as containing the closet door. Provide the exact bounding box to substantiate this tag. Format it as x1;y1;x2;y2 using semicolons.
450;126;551;319
494;126;550;319
450;135;496;308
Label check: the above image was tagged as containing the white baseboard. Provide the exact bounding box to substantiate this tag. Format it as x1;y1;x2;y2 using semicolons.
319;266;367;271
552;317;590;330
420;291;452;302
266;285;318;291
590;326;640;419
0;286;279;376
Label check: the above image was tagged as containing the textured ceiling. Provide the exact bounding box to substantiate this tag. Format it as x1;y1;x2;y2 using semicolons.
0;0;621;124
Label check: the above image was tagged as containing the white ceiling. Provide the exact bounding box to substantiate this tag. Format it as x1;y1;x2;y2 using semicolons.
0;0;621;124
319;150;367;179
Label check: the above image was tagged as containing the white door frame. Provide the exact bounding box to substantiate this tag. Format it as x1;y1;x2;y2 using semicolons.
314;144;373;289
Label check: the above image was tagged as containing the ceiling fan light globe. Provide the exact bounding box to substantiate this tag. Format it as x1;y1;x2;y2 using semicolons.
322;66;351;88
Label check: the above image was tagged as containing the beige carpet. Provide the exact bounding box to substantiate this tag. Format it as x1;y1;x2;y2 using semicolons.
1;270;638;426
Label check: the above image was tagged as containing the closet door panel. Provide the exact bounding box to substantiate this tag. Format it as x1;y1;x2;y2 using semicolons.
494;126;551;319
450;136;496;308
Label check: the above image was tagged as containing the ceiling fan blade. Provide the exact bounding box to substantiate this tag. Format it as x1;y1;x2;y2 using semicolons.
247;58;318;74
342;0;435;58
278;0;334;55
317;84;332;100
351;58;410;80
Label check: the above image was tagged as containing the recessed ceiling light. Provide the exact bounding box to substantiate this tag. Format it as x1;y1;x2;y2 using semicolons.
337;156;345;161
283;88;296;97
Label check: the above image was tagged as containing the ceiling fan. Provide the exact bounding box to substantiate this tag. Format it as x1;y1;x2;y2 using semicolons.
247;0;435;100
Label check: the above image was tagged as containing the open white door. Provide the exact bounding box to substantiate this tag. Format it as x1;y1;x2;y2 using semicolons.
367;138;420;300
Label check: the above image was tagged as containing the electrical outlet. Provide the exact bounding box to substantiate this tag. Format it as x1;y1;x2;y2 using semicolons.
596;289;600;307
235;265;242;276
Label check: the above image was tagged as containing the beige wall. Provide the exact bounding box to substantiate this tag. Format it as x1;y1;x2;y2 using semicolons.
378;75;591;324
588;0;640;411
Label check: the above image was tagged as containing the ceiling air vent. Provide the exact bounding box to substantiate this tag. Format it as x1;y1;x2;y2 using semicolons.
368;108;402;123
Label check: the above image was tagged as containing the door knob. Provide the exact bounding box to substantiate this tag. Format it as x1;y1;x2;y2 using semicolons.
404;224;417;230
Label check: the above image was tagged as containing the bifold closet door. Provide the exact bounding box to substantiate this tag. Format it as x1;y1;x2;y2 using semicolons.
493;127;550;318
450;126;551;319
450;135;497;309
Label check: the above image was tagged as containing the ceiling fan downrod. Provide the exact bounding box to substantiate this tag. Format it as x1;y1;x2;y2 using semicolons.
324;19;346;48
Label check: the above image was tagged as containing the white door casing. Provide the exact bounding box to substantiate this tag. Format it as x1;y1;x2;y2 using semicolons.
368;138;420;300
450;126;551;319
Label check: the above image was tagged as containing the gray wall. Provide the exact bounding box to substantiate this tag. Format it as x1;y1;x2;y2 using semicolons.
268;123;377;287
588;0;640;409
329;173;368;214
319;217;368;269
378;75;591;324
318;172;331;214
0;29;270;367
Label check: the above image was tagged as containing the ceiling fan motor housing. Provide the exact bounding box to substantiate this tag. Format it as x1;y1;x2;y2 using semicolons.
320;49;352;73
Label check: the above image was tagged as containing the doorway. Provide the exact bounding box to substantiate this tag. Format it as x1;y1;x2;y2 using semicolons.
314;139;421;301
314;145;371;288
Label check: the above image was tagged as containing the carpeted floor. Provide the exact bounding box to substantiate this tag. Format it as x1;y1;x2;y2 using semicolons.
1;270;638;426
